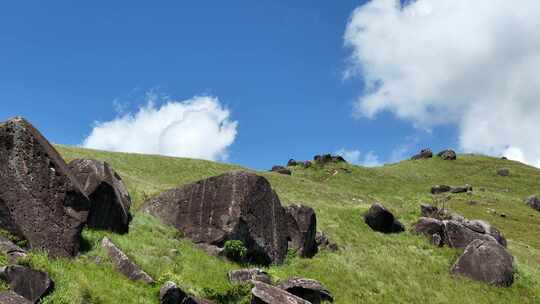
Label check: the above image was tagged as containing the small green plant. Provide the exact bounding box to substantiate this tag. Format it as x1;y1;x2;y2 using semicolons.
223;240;247;262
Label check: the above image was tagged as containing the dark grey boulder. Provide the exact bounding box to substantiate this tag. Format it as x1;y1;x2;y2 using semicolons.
251;281;311;304
437;149;457;160
0;237;26;264
451;239;514;287
68;158;132;234
270;166;292;175
450;185;473;194
497;168;510;177
0;265;54;303
411;217;444;247
228;268;271;284
278;278;333;304
411;148;433;160
0;291;32;304
285;204;317;258
140;171;288;265
0;117;90;258
431;185;452;194
287;159;298;166
524;195;540;212
160;281;188;304
315;232;338;252
363;203;404;234
301;161;312;169
442;220;500;249
101;237;154;284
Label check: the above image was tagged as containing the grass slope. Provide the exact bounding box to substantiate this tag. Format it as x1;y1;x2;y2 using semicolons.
7;145;540;303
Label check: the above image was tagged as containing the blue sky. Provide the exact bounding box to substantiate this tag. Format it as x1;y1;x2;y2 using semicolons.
4;1;533;169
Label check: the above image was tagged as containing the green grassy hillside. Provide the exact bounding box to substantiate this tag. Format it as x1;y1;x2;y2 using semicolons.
10;145;540;303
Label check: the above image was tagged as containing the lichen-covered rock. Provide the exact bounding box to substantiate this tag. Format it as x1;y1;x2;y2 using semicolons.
228;268;271;284
285;204;317;258
0;291;32;304
251;281;311;304
0;117;90;258
68;158;132;234
0;265;54;303
442;221;500;249
140;171;288;265
101;237;154;284
363;203;404;234
451;239;514;287
278;278;333;304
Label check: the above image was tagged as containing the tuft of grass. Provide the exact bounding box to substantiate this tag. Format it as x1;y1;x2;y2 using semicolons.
18;146;540;303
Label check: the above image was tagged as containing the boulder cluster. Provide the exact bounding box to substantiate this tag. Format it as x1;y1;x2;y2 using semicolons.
411;148;457;161
140;171;336;265
270;154;347;175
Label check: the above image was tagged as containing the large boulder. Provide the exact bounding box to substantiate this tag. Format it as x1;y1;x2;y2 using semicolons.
524;195;540;212
363;203;404;234
68;159;132;234
285;204;317;258
140;171;288;265
0;265;54;303
278;278;333;304
451;239;514;287
101;237;154;284
0;117;90;258
0;291;32;304
443;220;502;249
411;148;433;160
410;217;445;246
437;149;457;160
228;268;271;284
251;281;311;304
270;166;291;176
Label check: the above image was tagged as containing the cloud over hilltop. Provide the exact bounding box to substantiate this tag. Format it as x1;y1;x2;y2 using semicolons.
345;0;540;166
83;95;237;161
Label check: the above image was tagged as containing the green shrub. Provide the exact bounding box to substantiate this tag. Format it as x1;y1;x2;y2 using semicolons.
223;240;247;262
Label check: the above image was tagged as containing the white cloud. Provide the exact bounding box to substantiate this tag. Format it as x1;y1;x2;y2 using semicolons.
345;0;540;166
336;148;381;167
83;95;237;161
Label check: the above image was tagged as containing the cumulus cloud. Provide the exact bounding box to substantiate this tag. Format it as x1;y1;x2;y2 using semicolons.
83;95;237;161
336;148;381;167
345;0;540;166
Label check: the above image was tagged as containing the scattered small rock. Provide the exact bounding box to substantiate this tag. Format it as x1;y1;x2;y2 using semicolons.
497;168;510;177
451;239;514;287
285;204;318;258
437;149;457;160
228;268;271;284
0;291;32;304
450;185;473;194
364;203;404;234
251;281;311;304
0;265;54;303
411;148;433;160
524;195;540;212
69;158;133;234
315;232;338;252
101;237;154;284
278;278;333;304
467;201;479;206
270;166;292;175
